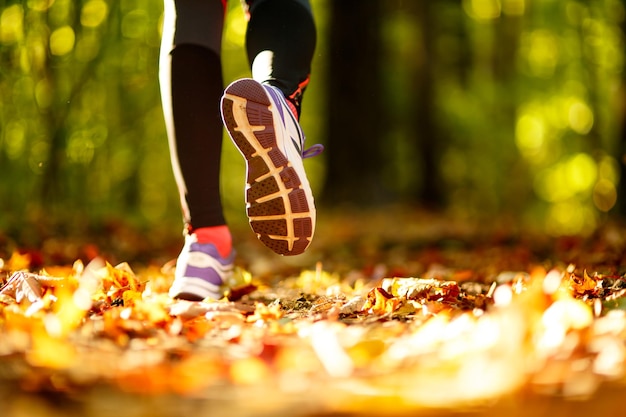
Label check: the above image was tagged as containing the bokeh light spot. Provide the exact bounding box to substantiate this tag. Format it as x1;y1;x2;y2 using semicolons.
121;10;148;39
463;0;502;20
568;99;594;134
4;121;27;159
515;114;545;156
567;153;597;194
527;30;559;77
0;5;24;44
502;0;525;16
49;26;75;56
593;179;617;212
66;133;95;165
81;0;108;28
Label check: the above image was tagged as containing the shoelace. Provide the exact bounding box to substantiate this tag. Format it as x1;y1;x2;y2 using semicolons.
267;84;325;160
302;143;324;159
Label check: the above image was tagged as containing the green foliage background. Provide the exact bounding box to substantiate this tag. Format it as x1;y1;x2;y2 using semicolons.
0;0;624;249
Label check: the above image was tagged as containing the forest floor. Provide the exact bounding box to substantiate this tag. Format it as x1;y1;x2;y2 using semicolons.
1;206;626;417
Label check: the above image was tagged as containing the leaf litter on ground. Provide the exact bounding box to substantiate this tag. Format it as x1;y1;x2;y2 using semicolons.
1;209;626;416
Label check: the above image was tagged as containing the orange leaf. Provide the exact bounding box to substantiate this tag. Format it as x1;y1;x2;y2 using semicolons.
363;287;400;315
100;262;143;292
569;270;598;295
183;316;213;342
171;355;224;394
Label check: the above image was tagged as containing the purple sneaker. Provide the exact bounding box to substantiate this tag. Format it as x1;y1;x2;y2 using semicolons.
220;78;323;256
169;234;235;301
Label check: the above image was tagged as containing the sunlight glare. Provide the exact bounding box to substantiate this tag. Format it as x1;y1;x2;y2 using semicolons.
543;298;593;331
310;322;354;378
473;314;501;349
43;314;63;337
593;338;625;377
493;284;513;306
542;269;563;295
73;287;93;311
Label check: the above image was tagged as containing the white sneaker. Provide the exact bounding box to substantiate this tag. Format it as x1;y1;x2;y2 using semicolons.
220;78;323;256
169;233;234;300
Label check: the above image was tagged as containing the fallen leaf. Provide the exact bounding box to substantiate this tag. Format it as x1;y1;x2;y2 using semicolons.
5;251;31;271
569;270;598;296
0;272;43;304
362;287;401;315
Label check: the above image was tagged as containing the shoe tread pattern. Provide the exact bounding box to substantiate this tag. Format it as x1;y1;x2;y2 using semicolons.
221;79;313;255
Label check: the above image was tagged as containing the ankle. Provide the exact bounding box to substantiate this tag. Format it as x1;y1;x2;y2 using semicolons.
191;225;232;258
285;97;300;120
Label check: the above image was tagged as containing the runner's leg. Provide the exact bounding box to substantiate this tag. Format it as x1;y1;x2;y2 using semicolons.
160;0;227;231
161;0;233;300
245;0;316;116
218;0;319;255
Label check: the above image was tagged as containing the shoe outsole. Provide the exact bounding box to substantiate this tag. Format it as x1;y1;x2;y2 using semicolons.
221;79;314;256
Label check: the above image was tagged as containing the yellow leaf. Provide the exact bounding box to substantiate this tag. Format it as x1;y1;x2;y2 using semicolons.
40;265;75;280
247;302;283;323
229;357;270;385
53;286;87;335
347;339;386;367
3;306;45;333
26;329;76;369
122;289;142;307
6;251;31;271
133;298;171;324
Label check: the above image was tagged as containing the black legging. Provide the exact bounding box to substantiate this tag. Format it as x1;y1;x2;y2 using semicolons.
159;0;316;231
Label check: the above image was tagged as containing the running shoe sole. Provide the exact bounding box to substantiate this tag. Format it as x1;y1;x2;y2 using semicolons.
221;79;315;256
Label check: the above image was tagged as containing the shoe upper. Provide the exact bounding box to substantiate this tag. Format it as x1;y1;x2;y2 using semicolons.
264;85;324;160
169;234;235;301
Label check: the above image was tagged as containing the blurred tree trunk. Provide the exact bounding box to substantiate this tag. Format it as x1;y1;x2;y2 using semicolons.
405;1;443;208
493;8;527;214
616;0;626;218
618;72;626;218
321;0;387;206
